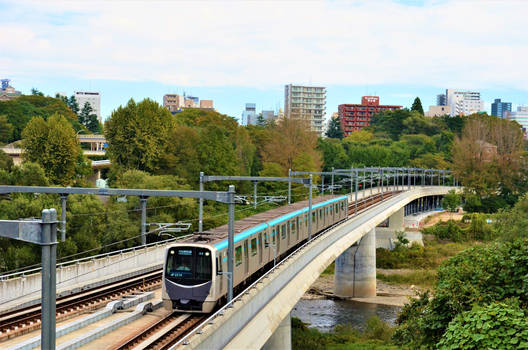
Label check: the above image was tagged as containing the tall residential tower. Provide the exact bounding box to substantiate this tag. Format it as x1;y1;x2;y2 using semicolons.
284;84;326;136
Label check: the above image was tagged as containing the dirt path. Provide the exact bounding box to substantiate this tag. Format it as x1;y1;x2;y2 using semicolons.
423;211;464;227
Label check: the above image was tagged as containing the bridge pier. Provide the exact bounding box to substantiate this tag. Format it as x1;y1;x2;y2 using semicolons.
261;312;291;350
334;228;376;298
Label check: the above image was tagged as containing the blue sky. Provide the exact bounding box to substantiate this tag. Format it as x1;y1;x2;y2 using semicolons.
2;0;527;122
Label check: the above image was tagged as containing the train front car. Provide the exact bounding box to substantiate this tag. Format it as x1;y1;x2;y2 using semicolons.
162;244;218;313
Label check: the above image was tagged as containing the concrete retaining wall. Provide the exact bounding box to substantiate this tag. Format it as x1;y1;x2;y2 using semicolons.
0;242;172;313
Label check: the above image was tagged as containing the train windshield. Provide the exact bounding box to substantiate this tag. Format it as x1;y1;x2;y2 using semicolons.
166;247;212;285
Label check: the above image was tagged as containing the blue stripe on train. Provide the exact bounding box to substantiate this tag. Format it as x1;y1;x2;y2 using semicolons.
214;196;347;251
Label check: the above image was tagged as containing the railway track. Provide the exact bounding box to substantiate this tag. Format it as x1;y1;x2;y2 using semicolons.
111;312;207;350
0;270;162;341
348;190;400;216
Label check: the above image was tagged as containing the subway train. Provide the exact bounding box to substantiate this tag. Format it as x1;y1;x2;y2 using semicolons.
162;194;348;313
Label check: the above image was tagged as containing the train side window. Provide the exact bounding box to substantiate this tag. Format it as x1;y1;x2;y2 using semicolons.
264;233;269;247
319;209;323;219
281;224;286;239
216;255;223;275
312;212;316;223
272;228;276;245
341;202;344;210
235;246;242;266
251;238;257;256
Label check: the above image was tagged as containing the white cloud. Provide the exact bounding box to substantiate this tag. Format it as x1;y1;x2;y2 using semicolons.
2;0;527;90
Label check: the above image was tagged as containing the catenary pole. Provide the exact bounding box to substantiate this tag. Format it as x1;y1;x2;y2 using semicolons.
227;185;235;303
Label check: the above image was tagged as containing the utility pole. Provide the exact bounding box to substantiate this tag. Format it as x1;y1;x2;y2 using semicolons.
308;175;313;241
331;167;335;195
140;196;148;245
199;172;204;233
227;185;235;303
288;169;292;204
60;194;67;241
0;209;58;350
354;169;358;215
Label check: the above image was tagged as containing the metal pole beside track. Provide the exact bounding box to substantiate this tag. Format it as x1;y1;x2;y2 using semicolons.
308;175;313;241
331;167;335;195
354;169;358;215
321;175;324;195
140;196;148;245
199;172;204;233
60;194;67;241
253;181;257;209
288;169;292;205
227;185;235;303
41;209;57;350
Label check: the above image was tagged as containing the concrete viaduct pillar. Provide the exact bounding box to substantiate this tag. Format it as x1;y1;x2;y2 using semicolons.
261;312;291;350
334;228;376;298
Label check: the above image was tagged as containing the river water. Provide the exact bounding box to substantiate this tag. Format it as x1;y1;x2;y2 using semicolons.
291;299;402;332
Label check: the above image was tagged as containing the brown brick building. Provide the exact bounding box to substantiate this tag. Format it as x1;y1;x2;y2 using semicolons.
338;96;402;137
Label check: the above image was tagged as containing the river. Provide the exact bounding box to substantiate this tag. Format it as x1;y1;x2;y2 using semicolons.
291;299;402;332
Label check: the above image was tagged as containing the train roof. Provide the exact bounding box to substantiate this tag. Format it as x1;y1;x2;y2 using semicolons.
181;194;347;249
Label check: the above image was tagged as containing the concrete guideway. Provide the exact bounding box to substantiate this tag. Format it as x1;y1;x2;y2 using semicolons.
8;292;157;350
179;186;456;350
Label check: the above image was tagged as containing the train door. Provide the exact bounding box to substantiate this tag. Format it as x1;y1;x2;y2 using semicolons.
258;232;263;264
287;221;291;246
244;240;249;275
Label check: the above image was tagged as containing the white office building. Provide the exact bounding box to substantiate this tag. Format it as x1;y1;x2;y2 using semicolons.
505;106;528;138
284;84;326;136
241;103;257;125
446;89;485;116
75;91;101;122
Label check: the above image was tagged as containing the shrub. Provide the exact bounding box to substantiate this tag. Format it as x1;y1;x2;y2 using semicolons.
437;300;528;350
394;238;528;348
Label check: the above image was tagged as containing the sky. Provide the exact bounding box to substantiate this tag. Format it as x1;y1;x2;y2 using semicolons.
2;0;527;122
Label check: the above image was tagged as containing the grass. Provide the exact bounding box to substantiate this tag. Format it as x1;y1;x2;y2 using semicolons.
322;261;336;275
376;240;478;270
377;269;437;288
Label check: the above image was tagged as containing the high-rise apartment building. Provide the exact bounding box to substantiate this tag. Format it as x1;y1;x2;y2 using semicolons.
338;96;402;136
241;103;257;126
446;89;485;116
491;98;512;118
436;94;447;106
75;91;101;122
284;84;326;136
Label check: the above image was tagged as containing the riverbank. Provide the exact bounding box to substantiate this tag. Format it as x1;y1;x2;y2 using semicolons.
303;271;423;307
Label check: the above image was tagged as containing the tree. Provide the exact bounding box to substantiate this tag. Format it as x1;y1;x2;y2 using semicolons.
68;95;79;115
22;114;81;185
343;129;373;143
262;118;321;173
105;98;174;173
411;97;424;115
441;190;461;212
256;113;266;126
0;115;14;144
0;95;80;141
452;115;526;205
78;102;101;133
0;149;13;171
325;116;344;139
394;238;528;348
30;88;44;96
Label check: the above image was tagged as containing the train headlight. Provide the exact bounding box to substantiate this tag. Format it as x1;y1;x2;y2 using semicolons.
205;252;210;256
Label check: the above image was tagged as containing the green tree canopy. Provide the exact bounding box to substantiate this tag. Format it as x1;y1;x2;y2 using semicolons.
105;98;174;174
78;102;101;133
22;114;81;185
411;97;424;115
325;116;344;139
